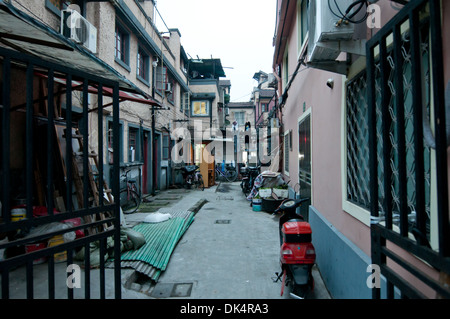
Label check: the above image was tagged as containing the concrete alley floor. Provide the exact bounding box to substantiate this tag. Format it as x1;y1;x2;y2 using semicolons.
133;181;331;299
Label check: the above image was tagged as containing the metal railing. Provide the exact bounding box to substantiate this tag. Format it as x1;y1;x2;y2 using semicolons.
0;45;122;299
366;0;449;298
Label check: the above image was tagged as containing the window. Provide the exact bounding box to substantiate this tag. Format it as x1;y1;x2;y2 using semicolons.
162;131;170;160
181;91;189;113
298;0;309;52
155;65;175;103
284;130;290;174
137;47;149;85
346;71;371;210
115;24;130;70
283;47;289;89
261;103;267;113
155;65;166;93
128;127;140;162
298;114;311;186
234;111;245;126
345;65;432;229
107;120;123;164
191;100;209;116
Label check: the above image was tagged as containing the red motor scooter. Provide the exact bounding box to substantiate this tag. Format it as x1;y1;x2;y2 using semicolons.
273;198;315;299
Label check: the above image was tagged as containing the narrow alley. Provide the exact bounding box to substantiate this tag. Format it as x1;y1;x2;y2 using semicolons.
124;181;331;299
1;181;331;300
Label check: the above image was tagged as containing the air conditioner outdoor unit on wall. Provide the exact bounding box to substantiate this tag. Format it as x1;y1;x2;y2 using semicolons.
61;9;97;54
308;0;354;62
165;83;172;93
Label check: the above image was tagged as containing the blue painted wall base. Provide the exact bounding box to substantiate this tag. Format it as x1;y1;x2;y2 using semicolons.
309;205;394;299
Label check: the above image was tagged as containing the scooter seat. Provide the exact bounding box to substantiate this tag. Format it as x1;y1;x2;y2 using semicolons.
182;165;198;173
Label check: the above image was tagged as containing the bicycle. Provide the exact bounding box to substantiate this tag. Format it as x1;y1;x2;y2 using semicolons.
215;163;238;182
119;169;141;214
240;164;261;196
181;165;204;191
191;169;205;191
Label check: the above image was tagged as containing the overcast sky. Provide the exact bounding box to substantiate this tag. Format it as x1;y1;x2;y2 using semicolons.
154;0;276;102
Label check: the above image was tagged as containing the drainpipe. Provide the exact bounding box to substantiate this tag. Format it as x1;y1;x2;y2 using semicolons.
151;59;158;196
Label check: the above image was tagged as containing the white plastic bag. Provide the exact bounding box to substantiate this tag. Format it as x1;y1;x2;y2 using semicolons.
26;222;76;242
144;212;172;223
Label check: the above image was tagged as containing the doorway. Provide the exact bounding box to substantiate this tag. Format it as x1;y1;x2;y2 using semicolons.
142;131;149;194
298;111;311;220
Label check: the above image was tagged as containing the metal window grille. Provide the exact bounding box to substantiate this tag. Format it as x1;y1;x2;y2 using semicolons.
346;71;372;209
284;132;289;173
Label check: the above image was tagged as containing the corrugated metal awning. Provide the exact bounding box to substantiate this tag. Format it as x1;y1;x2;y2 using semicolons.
35;72;161;107
0;1;162;107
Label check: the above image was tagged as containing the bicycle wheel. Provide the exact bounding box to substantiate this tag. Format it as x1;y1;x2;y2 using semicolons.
225;170;237;182
198;176;205;191
119;189;140;214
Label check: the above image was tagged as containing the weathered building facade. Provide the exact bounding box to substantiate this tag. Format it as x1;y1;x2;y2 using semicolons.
0;0;231;298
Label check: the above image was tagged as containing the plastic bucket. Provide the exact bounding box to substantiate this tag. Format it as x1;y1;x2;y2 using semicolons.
252;198;262;211
48;235;67;263
253;203;262;211
11;208;26;222
25;242;47;264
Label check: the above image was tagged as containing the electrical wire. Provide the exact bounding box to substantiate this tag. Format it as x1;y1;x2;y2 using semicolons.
328;0;370;25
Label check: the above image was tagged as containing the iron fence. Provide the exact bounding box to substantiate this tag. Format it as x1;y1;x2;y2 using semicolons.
366;0;450;298
0;45;122;299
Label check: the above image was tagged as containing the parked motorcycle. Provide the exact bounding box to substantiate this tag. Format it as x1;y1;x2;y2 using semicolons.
181;165;204;191
240;165;261;196
273;198;315;299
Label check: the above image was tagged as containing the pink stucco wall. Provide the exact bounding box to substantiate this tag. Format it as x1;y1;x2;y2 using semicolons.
275;0;449;298
277;0;450;259
279;4;373;257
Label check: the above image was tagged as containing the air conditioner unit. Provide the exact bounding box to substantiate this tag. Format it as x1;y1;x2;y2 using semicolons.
268;73;278;88
61;9;97;54
308;0;354;62
225;107;229;116
164;83;172;93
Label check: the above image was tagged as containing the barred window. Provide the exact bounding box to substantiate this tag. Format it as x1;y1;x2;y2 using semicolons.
284;131;290;174
346;71;371;210
346;29;432;238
